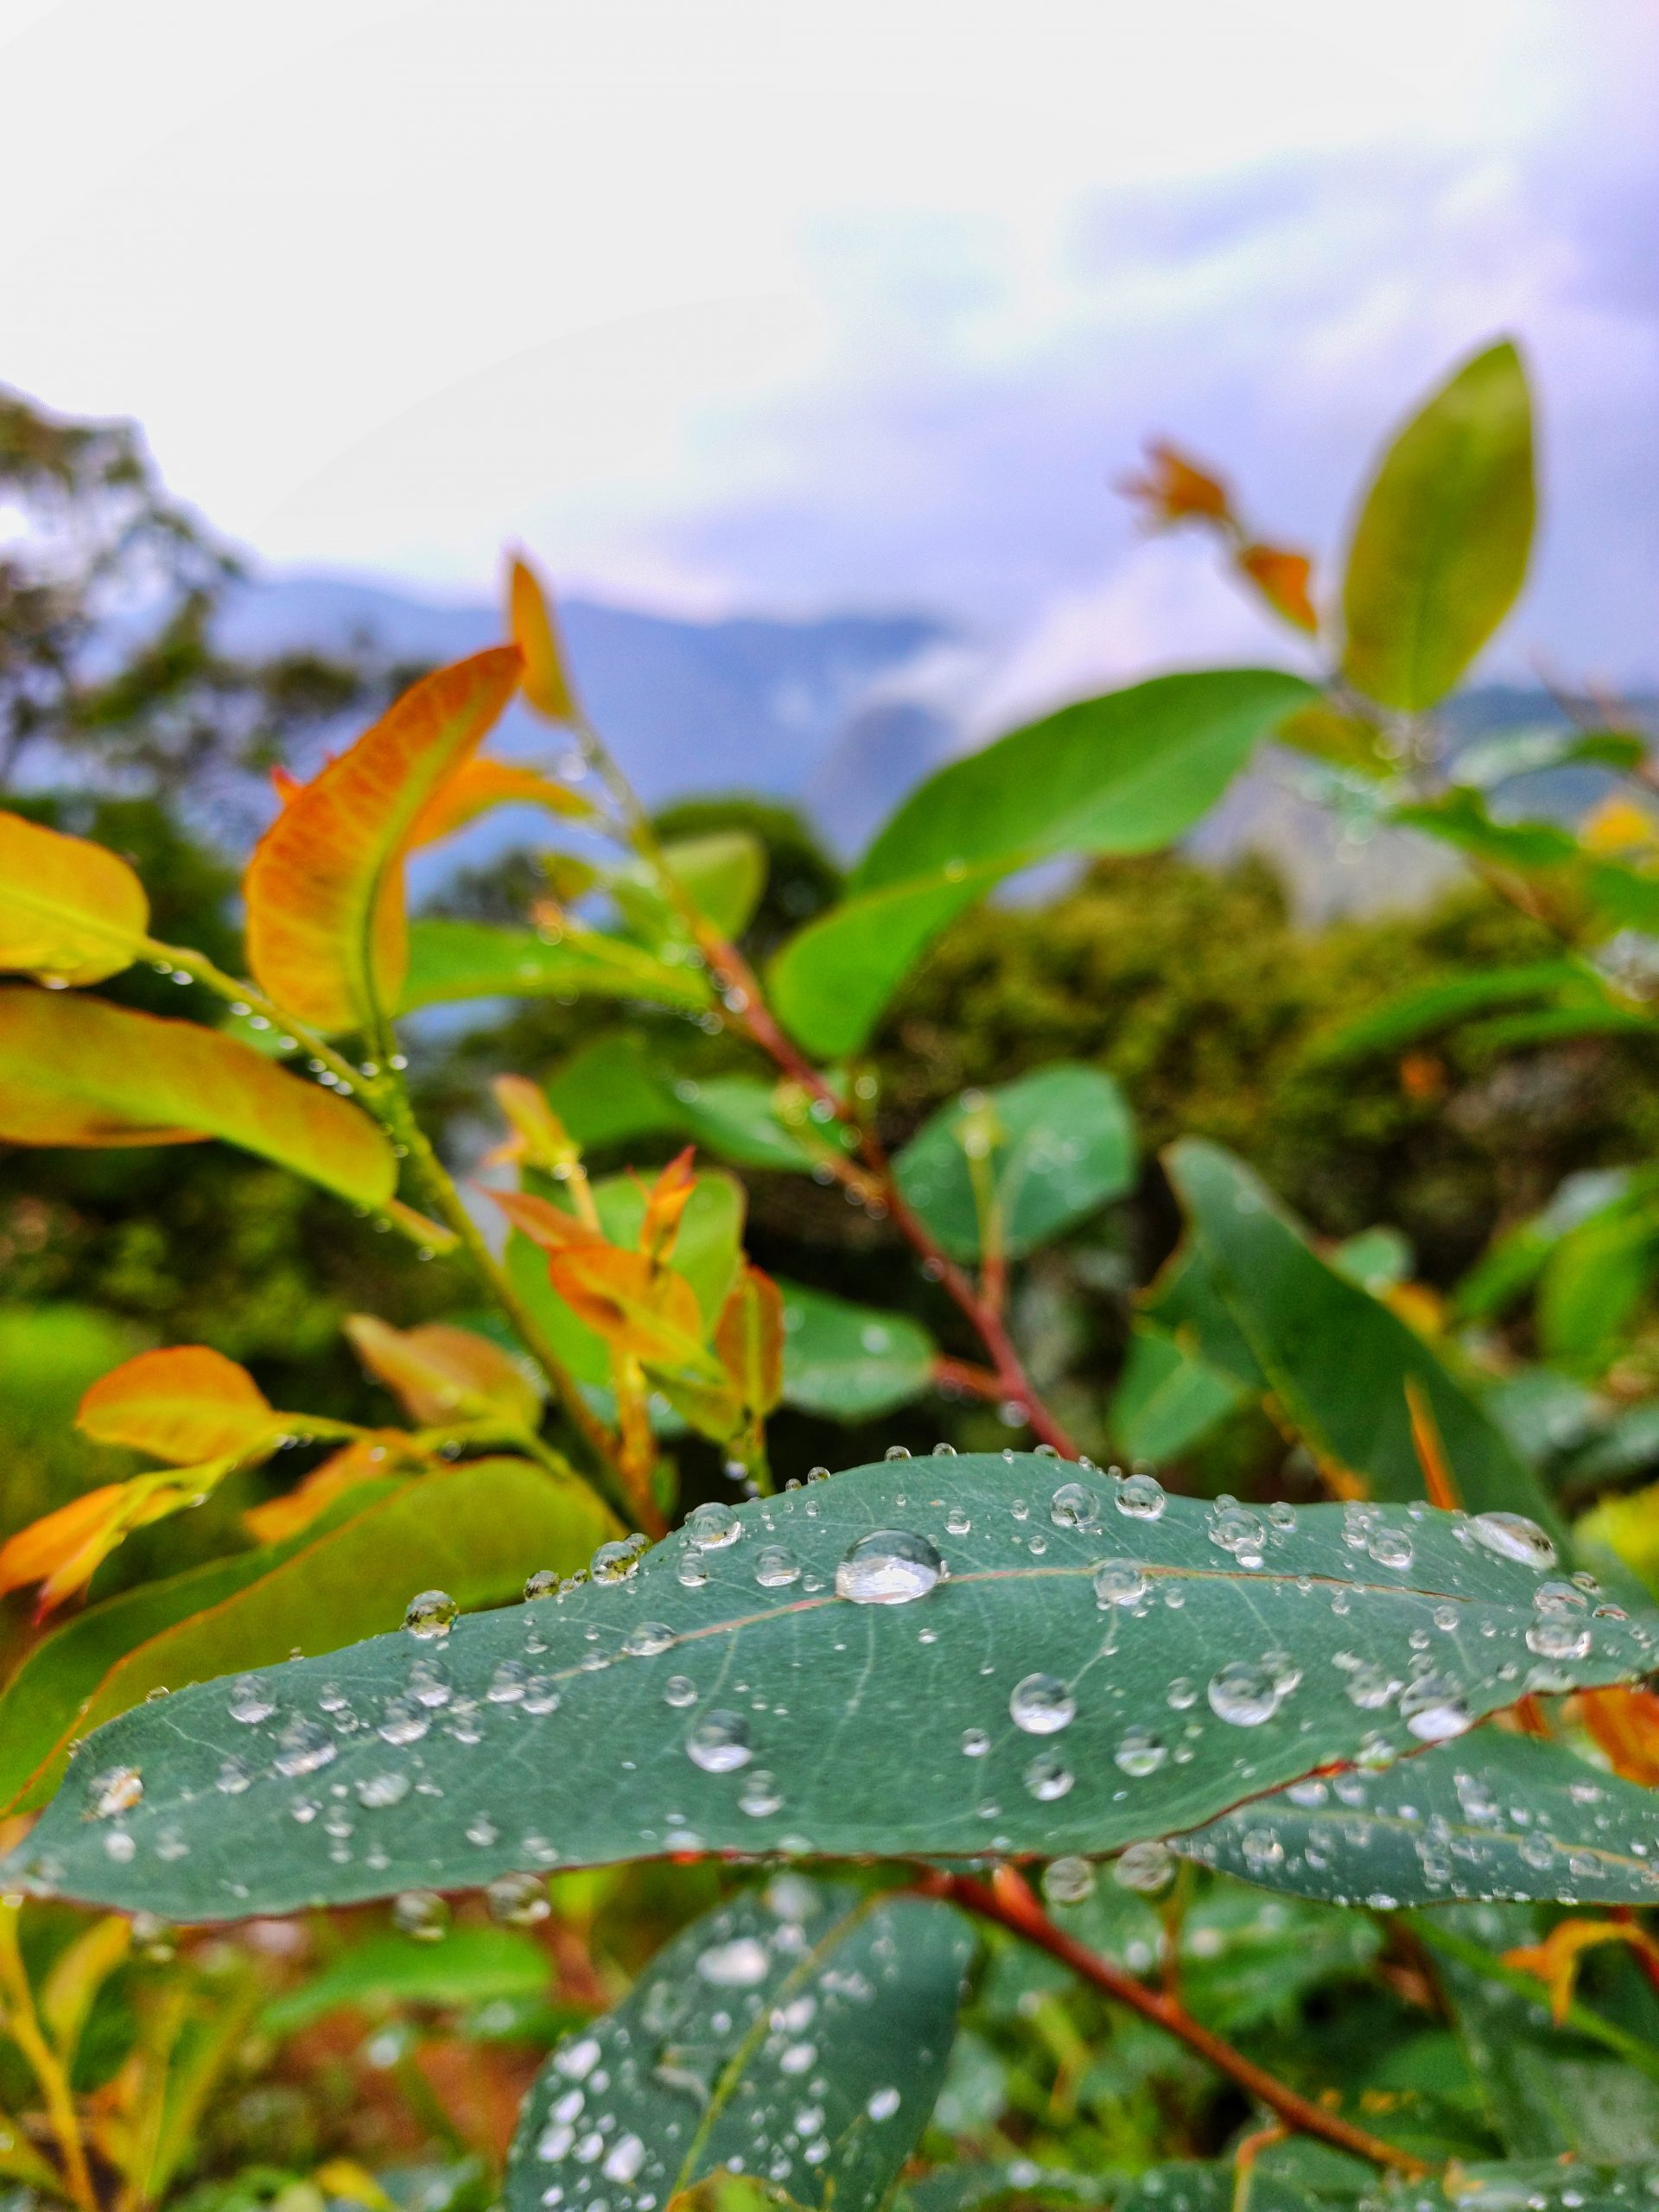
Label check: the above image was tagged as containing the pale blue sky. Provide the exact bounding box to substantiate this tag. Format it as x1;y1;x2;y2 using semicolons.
2;0;1654;716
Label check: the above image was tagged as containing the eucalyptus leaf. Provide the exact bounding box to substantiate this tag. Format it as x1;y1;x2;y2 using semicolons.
1179;1727;1659;1909
265;1924;549;2034
13;1457;1658;1919
778;1283;938;1421
661;830;767;940
894;1066;1135;1264
546;1036;820;1172
1341;340;1535;712
503;1884;970;2212
1109;1326;1244;1464
398;919;709;1014
1165;1140;1557;1529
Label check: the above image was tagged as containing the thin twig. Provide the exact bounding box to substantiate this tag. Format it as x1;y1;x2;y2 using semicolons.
921;1866;1428;2177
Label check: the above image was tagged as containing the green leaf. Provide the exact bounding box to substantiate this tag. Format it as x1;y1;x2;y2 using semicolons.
1458;1172;1638;1322
1180;1727;1659;1908
1314;963;1597;1061
1341;340;1535;711
768;861;1007;1061
0;1459;613;1814
0;988;397;1208
266;1924;550;2035
1109;1325;1244;1463
1450;727;1648;791
504;1883;970;2212
15;1456;1657;1918
1173;1885;1380;2032
778;1282;938;1420
662;830;768;940
397;920;710;1014
1165;1139;1556;1528
1329;1228;1413;1297
1376;2163;1659;2212
772;671;1313;1058
1538;1209;1659;1366
547;1037;819;1173
893;1066;1135;1264
505;1171;746;1387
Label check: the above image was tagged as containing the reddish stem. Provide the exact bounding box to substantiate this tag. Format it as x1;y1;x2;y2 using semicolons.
921;1866;1428;2177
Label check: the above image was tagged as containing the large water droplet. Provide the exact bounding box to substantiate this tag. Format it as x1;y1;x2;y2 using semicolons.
524;1568;558;1600
1114;1839;1176;1894
867;2085;902;2122
1024;1752;1074;1801
686;1709;752;1771
1114;1726;1168;1777
1094;1560;1148;1609
685;1501;741;1550
1468;1512;1557;1569
1527;1616;1592;1662
1116;1471;1166;1521
1400;1674;1472;1742
392;1891;448;1942
590;1538;642;1586
663;1675;697;1707
836;1529;945;1605
227;1676;276;1724
697;1935;772;1985
1050;1482;1100;1532
1368;1526;1414;1570
1207;1661;1284;1727
1010;1673;1075;1734
91;1765;143;1819
272;1718;336;1777
1042;1855;1096;1905
487;1871;550;1925
404;1589;457;1639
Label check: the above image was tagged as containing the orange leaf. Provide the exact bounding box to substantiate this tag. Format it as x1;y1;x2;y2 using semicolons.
0;1468;228;1614
1580;1684;1659;1786
406;758;593;847
483;1074;582;1178
639;1147;697;1265
0;988;397;1206
1236;542;1319;633
715;1263;785;1417
492;1185;606;1255
547;1245;709;1370
245;647;522;1034
1118;441;1233;528
345;1314;542;1428
0;810;150;986
244;1435;407;1542
1404;1376;1462;1511
509;554;581;724
1504;1917;1659;2024
77;1344;277;1465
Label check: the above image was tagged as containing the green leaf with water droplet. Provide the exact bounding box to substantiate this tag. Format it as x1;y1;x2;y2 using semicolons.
1165;1140;1557;1530
10;1458;1659;1920
397;919;711;1014
894;1066;1135;1264
1179;1727;1659;1910
505;1882;970;2212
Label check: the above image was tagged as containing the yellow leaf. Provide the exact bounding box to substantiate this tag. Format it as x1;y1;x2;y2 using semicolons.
245;647;522;1033
0;988;397;1206
509;554;580;723
77;1344;278;1465
40;1914;131;2059
484;1073;583;1179
1581;794;1659;862
715;1262;785;1417
0;810;150;985
639;1146;697;1265
344;1314;543;1428
0;1466;232;1614
406;757;593;845
242;1434;410;1542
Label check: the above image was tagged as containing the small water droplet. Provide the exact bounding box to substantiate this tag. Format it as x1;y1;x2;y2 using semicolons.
524;1569;558;1600
686;1710;752;1771
1400;1675;1472;1742
1468;1512;1557;1569
392;1891;448;1942
663;1675;698;1707
1116;1471;1166;1521
1114;1839;1176;1894
590;1538;641;1585
1094;1559;1148;1609
1050;1482;1100;1531
404;1589;458;1639
273;1718;336;1776
754;1546;800;1589
1114;1726;1167;1777
1010;1673;1075;1734
91;1766;143;1819
624;1620;677;1656
1042;1855;1096;1904
1025;1751;1074;1800
487;1871;550;1925
1207;1661;1284;1727
227;1676;276;1724
961;1727;991;1757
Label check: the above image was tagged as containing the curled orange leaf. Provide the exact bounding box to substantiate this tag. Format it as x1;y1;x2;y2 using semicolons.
639;1147;698;1265
0;810;150;986
546;1244;709;1370
0;1467;231;1615
245;647;522;1033
1504;1916;1659;2024
1236;543;1319;633
345;1314;543;1428
244;1435;408;1543
1580;1684;1659;1787
1118;441;1233;528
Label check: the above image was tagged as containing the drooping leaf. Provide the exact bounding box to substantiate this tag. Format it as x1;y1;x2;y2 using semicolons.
245;648;523;1033
1165;1140;1556;1527
405;759;593;847
0;988;397;1205
14;1457;1658;1917
894;1065;1135;1264
266;1923;550;2035
0;810;150;986
1179;1726;1659;1908
772;671;1313;1057
76;1344;281;1465
1341;340;1535;711
504;1884;971;2212
778;1282;938;1421
397;918;710;1014
1109;1325;1244;1463
662;829;768;940
1236;543;1319;632
345;1316;543;1429
0;1459;614;1815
